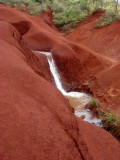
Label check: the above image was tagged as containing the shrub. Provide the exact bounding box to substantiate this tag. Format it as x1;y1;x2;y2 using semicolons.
102;112;120;140
52;4;87;30
89;97;100;108
85;97;103;117
19;3;26;11
28;3;43;15
2;0;120;31
96;10;119;27
1;0;43;15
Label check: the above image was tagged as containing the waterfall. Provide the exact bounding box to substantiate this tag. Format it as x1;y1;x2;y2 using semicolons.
39;52;86;98
40;52;66;95
37;51;102;127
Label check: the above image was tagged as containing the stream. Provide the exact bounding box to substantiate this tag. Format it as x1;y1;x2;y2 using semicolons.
37;51;101;127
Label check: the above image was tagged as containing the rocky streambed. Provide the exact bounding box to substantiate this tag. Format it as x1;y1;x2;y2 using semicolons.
37;51;102;127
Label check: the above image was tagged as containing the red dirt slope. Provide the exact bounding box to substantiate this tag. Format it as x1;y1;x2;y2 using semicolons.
90;63;120;115
0;5;120;115
66;11;120;114
0;5;120;160
0;6;113;83
66;10;120;60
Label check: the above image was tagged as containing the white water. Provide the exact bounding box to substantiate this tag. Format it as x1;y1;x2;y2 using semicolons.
37;51;101;127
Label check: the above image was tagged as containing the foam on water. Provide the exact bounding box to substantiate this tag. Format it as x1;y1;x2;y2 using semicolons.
75;109;102;127
37;51;102;127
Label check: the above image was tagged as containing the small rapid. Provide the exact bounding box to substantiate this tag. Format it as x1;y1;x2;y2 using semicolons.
37;51;101;126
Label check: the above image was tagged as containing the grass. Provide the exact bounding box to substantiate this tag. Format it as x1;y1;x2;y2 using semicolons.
86;97;120;140
89;97;100;108
85;97;102;116
102;112;120;140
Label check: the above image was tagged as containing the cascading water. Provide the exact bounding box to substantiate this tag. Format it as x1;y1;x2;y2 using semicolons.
37;51;101;127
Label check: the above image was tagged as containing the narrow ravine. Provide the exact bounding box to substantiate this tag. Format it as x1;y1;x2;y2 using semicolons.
37;51;101;126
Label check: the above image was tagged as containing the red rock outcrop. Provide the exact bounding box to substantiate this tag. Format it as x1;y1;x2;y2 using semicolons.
66;10;120;60
0;5;113;87
67;10;120;62
0;5;120;160
1;4;120;115
66;11;120;114
90;63;120;115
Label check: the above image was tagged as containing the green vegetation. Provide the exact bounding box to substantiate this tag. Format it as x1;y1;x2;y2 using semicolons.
102;112;120;140
96;10;119;27
89;97;100;108
86;97;102;116
1;0;120;31
51;0;89;31
87;97;120;140
95;0;120;27
0;0;43;15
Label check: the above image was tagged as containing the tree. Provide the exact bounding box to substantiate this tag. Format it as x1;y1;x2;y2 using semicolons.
41;0;44;9
115;0;119;13
101;0;103;8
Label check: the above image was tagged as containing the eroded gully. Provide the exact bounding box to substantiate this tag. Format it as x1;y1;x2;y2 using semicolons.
37;51;101;127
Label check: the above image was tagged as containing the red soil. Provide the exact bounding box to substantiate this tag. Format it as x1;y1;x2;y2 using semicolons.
0;5;120;160
66;10;120;60
66;11;120;114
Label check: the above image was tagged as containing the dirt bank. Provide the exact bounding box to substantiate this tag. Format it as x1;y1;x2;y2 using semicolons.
0;5;120;159
66;11;120;115
66;10;120;60
1;4;120;115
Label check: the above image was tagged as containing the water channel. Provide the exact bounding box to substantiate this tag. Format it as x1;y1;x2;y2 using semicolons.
37;51;101;127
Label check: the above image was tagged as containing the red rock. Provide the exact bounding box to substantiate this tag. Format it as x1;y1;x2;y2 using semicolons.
0;6;120;160
66;11;120;115
67;13;120;60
